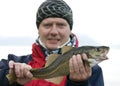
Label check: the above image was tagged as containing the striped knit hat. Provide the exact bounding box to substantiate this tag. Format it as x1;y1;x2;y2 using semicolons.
36;0;73;30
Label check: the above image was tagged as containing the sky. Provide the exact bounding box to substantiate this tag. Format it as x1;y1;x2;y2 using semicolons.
0;0;120;86
0;0;120;48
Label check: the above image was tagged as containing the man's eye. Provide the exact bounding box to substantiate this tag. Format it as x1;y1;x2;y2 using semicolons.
44;24;51;27
58;23;65;26
57;23;66;27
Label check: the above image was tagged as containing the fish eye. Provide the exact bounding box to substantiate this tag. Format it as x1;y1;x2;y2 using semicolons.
97;48;101;52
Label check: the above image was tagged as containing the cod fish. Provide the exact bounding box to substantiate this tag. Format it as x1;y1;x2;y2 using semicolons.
6;46;109;84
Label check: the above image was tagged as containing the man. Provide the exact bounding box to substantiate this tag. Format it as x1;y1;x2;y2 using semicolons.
0;0;104;86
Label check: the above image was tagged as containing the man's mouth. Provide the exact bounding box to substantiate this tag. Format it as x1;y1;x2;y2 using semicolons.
48;38;60;43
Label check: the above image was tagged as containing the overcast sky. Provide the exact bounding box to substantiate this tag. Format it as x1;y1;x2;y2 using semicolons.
0;1;120;86
0;0;120;48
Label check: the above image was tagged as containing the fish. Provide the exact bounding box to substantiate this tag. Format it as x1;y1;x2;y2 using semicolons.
6;45;109;84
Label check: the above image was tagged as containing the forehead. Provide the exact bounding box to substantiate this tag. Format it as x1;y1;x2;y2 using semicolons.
41;18;68;23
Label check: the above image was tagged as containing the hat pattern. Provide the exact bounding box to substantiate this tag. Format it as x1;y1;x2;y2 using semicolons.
36;0;73;30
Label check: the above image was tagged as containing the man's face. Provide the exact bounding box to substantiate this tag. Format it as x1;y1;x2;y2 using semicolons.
38;18;71;50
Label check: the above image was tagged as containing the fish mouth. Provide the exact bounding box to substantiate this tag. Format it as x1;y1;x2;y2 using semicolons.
100;49;109;60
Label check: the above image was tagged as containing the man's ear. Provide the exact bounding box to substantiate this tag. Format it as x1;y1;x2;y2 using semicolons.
38;30;40;36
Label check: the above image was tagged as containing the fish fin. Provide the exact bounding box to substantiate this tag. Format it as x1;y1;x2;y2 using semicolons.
61;46;73;54
45;76;64;84
6;69;17;84
45;54;60;67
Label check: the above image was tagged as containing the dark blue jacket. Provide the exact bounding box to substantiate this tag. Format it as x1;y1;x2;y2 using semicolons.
0;54;104;86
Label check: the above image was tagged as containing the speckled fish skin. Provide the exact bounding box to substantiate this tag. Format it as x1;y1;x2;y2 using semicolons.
6;46;109;84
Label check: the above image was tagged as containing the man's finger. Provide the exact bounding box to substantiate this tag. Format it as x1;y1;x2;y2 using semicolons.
9;60;15;68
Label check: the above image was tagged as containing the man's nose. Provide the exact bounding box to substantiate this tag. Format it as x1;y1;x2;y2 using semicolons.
50;25;58;34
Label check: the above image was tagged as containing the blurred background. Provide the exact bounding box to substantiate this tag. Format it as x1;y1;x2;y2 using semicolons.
0;0;120;86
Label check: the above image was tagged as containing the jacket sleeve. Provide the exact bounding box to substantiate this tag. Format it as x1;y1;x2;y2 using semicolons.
0;54;32;86
66;65;104;86
0;59;22;86
0;59;9;86
89;65;104;86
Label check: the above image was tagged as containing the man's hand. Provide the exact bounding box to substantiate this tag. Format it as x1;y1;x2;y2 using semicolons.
69;53;92;82
9;60;33;85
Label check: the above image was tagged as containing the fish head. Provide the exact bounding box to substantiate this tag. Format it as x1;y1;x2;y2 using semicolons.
85;46;109;61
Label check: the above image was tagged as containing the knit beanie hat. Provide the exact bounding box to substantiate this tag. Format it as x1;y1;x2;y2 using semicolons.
36;0;73;30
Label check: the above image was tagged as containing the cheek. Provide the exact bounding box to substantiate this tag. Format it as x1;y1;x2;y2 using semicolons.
63;30;71;37
38;30;47;41
38;29;48;36
61;30;71;41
